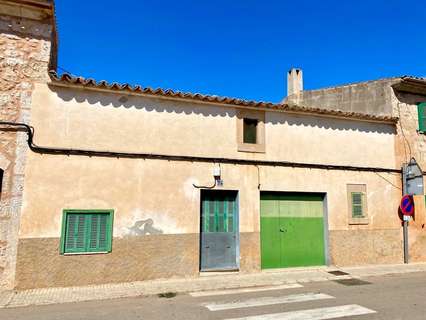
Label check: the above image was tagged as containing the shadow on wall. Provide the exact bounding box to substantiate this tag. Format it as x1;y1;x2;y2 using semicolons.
49;85;396;135
269;113;396;135
127;219;163;236
395;91;426;105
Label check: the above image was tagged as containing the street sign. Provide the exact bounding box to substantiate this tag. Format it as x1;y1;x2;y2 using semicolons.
400;195;414;216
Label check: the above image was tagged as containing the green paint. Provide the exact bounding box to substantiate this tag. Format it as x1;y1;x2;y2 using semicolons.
418;102;426;132
351;192;364;218
202;194;235;233
260;193;325;269
60;209;114;254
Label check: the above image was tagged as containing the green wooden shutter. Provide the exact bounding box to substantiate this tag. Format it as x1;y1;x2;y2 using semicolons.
61;210;113;254
351;192;364;218
64;213;87;253
65;214;77;251
76;215;86;250
417;103;426;132
98;214;108;249
89;214;99;250
87;213;109;252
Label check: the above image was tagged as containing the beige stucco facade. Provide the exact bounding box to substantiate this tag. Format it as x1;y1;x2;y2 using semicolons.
1;0;419;291
11;82;403;289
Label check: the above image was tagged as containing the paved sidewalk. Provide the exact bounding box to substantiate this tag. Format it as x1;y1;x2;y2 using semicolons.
1;263;426;309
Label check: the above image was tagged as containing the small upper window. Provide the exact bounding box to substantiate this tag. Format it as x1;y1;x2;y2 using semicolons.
243;118;258;144
351;192;365;218
347;184;368;225
237;110;265;153
417;102;426;132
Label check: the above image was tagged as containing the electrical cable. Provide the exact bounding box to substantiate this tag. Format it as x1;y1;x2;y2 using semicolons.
192;178;216;189
0;121;402;174
374;172;402;190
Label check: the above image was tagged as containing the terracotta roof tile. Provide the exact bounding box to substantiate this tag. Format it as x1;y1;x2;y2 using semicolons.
401;75;426;82
48;71;398;124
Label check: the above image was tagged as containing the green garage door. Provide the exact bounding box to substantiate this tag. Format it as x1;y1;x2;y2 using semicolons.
260;193;326;269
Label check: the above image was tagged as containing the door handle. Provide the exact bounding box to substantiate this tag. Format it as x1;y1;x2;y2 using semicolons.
205;246;210;248
226;246;231;248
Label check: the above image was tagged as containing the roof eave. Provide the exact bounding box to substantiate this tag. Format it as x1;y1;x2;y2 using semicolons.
48;71;399;125
393;78;426;95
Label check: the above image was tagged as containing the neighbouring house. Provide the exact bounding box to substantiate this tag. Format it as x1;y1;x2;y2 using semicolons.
0;0;56;289
285;70;426;263
0;0;422;291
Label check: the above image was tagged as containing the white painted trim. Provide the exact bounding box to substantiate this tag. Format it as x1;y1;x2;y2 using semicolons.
203;293;333;311
224;304;376;320
189;283;303;297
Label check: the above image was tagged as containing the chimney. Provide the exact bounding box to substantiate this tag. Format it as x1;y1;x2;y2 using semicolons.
287;68;303;97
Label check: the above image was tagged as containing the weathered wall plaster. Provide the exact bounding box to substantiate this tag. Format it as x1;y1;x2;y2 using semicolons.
14;82;404;288
0;7;53;289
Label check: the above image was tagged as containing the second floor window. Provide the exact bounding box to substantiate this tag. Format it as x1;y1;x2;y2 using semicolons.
243;118;258;144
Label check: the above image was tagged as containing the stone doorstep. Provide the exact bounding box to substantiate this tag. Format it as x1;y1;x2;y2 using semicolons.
1;262;426;309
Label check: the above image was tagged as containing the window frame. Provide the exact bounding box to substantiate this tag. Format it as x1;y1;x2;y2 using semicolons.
60;209;114;255
417;102;426;133
243;118;258;144
237;109;265;153
347;184;369;225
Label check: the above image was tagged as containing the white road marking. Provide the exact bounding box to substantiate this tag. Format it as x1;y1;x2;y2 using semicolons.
189;283;303;297
224;304;376;320
204;293;333;311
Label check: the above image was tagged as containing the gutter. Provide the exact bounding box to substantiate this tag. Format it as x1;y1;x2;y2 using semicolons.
0;121;401;174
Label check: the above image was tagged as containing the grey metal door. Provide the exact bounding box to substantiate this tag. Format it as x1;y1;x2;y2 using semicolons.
200;190;238;271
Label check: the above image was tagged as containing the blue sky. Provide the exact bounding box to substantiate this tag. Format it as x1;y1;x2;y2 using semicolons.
56;1;426;102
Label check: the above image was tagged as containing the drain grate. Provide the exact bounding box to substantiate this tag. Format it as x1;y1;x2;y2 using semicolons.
328;270;350;276
158;292;177;298
333;278;371;286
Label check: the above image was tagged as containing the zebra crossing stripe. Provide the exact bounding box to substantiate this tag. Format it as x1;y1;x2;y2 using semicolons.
224;304;376;320
204;293;333;311
189;283;303;297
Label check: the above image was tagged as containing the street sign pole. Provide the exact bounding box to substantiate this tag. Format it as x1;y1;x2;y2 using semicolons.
402;164;409;264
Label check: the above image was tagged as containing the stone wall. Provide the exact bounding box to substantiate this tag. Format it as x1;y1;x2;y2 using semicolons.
393;91;426;168
393;91;426;262
0;12;52;289
15;232;261;289
285;79;397;117
329;229;403;266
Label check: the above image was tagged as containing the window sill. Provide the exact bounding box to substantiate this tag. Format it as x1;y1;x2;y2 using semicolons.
62;251;109;256
348;218;369;225
238;143;265;153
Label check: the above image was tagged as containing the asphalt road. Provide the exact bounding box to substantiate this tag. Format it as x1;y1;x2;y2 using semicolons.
1;272;426;320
